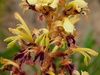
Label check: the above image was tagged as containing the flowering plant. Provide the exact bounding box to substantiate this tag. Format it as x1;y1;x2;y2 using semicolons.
0;0;98;75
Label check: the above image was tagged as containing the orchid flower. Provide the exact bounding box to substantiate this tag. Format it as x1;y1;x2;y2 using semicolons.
0;57;19;70
4;12;34;48
72;48;98;66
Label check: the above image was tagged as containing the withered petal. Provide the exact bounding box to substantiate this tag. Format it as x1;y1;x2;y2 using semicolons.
52;62;57;73
64;64;74;75
33;51;44;62
41;55;51;72
13;49;25;60
66;34;76;47
60;59;72;65
14;53;24;60
50;51;66;58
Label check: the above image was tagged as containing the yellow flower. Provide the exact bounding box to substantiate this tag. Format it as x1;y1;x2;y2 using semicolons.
65;0;88;14
63;17;75;34
49;0;59;9
51;15;79;34
81;71;89;75
73;70;89;75
27;0;59;8
33;28;50;46
0;57;19;70
4;12;33;48
68;15;80;24
47;71;55;75
71;48;98;66
27;0;37;5
27;0;50;6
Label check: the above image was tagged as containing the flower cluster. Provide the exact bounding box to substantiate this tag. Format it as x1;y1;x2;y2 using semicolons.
0;0;98;75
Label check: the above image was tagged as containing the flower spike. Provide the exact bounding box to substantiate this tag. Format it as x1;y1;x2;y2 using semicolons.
1;0;98;75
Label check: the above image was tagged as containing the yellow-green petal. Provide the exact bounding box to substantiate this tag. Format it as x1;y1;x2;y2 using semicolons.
66;0;88;10
35;34;43;43
63;17;75;34
14;12;33;43
74;0;88;8
72;47;98;66
45;35;50;46
27;0;37;5
38;28;49;34
49;0;59;8
40;36;45;46
69;15;80;24
4;37;14;42
81;71;89;75
0;57;19;69
7;40;17;48
47;71;55;75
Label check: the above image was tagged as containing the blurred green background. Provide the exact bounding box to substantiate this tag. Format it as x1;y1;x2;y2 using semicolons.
0;0;100;75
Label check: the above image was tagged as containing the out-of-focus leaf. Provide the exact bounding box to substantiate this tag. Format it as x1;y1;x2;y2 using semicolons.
0;45;20;59
0;0;6;18
83;30;95;48
0;28;7;40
